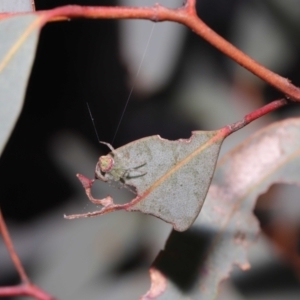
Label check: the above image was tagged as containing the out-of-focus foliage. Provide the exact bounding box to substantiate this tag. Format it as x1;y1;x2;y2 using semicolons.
146;118;300;299
1;1;300;300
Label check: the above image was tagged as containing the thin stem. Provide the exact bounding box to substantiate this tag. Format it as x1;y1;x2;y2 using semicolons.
0;208;29;283
225;98;289;136
181;18;300;102
0;284;55;300
0;209;55;299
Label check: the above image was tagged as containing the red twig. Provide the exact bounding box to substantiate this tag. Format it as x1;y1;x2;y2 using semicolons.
0;208;29;283
0;284;54;300
224;98;289;136
0;209;55;299
26;3;300;102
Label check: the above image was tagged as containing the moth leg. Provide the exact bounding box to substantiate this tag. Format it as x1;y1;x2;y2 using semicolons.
125;172;147;180
95;169;109;182
131;162;147;170
123;162;147;179
99;141;126;161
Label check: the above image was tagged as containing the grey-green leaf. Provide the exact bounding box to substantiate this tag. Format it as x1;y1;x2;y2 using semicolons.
125;131;224;231
0;14;40;156
145;117;300;299
67;130;225;232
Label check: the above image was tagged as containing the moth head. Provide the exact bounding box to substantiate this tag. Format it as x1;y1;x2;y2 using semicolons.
99;155;114;173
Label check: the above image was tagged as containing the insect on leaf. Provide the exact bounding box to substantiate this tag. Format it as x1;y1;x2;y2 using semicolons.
65;130;225;231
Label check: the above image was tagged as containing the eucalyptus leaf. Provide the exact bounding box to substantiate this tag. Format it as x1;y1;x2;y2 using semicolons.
0;14;40;156
145;117;300;299
65;130;225;231
0;0;34;13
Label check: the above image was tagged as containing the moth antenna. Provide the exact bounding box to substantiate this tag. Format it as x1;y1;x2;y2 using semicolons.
86;102;100;143
111;23;156;144
99;141;115;153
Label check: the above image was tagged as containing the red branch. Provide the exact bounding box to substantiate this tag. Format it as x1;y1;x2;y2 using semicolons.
224;98;289;136
0;209;29;283
0;209;54;299
29;3;300;102
0;284;54;300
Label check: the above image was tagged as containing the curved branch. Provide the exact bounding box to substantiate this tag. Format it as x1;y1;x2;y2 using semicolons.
224;98;289;136
32;4;300;102
181;17;300;102
0;209;29;283
0;209;54;299
0;284;54;300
